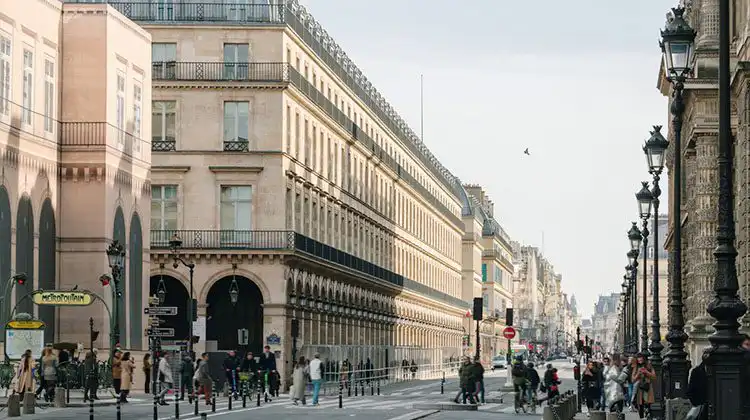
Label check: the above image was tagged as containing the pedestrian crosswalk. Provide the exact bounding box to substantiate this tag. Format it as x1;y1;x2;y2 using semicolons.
273;396;513;413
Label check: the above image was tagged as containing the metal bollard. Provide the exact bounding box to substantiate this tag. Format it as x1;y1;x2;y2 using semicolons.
338;380;343;409
228;391;232;411
370;381;374;396
348;380;351;397
440;371;445;394
201;414;207;420
355;381;358;396
542;404;554;420
242;383;247;408
153;386;159;420
7;393;20;417
116;393;122;420
89;392;94;420
194;390;199;416
360;380;364;396
377;379;380;396
54;387;66;407
22;392;35;415
257;382;261;407
211;383;216;413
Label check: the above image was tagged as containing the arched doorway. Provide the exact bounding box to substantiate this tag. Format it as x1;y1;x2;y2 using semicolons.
206;275;263;353
149;275;189;342
0;187;11;323
129;213;143;349
112;206;127;347
15;196;33;316
38;199;56;343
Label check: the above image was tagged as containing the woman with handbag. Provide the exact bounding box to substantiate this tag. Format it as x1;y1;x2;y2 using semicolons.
630;353;655;419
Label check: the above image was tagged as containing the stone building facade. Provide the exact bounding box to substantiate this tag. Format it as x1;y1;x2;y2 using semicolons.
660;0;750;366
0;0;151;349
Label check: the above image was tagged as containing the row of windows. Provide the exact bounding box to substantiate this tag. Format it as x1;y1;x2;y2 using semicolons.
150;40;458;219
284;104;459;261
152;100;249;146
151;184;251;232
285;186;460;297
0;31;55;132
283;44;456;216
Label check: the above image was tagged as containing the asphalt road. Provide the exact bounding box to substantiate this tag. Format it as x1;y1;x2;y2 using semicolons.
4;360;579;420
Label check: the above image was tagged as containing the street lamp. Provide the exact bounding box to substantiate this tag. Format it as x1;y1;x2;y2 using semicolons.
642;126;667;419
627;222;642;252
704;2;748;418
660;6;695;400
635;181;652;356
105;240;126;350
156;276;167;305
229;278;240;305
169;234;197;358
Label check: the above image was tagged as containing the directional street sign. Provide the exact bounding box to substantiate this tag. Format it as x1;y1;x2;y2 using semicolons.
146;327;175;337
148;317;164;327
144;307;178;316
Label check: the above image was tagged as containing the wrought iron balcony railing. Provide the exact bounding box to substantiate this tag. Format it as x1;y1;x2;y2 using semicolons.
153;62;289;82
103;2;284;23
151;229;467;309
223;140;249;152
152;137;176;151
60;121;150;159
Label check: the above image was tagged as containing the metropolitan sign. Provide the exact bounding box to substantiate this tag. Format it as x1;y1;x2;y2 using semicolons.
32;291;94;306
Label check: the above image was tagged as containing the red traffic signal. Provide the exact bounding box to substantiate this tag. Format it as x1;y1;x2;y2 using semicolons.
13;273;27;286
99;274;111;287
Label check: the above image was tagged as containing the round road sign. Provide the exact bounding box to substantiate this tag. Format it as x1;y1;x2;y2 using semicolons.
502;326;516;340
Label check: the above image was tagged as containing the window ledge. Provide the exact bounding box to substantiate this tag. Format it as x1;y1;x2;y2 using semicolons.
209;166;264;173
152;165;191;173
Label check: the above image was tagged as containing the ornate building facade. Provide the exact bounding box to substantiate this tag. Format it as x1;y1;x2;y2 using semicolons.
0;0;151;349
591;294;619;354
660;0;750;366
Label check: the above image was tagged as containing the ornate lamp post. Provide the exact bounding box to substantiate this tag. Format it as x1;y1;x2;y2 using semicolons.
636;182;653;355
659;6;695;400
169;234;196;358
621;278;630;354
105;241;126;350
705;1;748;419
643;126;668;420
627;223;643;354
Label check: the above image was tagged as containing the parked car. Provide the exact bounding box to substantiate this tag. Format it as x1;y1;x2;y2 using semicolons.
491;356;507;370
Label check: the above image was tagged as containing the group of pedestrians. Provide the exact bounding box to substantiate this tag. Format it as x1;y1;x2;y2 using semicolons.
512;357;555;406
453;356;485;404
577;353;658;418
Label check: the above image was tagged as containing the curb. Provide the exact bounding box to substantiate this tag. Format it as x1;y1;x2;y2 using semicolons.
0;401;121;408
412;403;478;411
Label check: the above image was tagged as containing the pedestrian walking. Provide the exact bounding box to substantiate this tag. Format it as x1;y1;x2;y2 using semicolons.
602;355;626;413
308;353;323;406
40;348;57;402
453;357;476;404
14;349;34;395
158;352;174;405
630;353;655;419
119;352;135;403
143;353;152;394
582;360;601;411
112;350;123;395
197;353;213;406
291;357;307;405
180;353;194;401
83;350;99;402
471;357;485;404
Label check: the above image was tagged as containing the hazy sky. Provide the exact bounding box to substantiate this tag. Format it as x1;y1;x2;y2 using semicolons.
297;0;676;318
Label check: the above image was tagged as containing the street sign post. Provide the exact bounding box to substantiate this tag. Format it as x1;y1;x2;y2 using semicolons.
502;326;516;340
144;307;178;316
146;327;175;337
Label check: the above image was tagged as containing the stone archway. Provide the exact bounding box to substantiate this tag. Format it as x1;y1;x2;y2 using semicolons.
149;274;190;342
129;213;143;349
38;198;56;343
206;275;263;353
0;187;10;321
112;206;127;347
15;195;33;315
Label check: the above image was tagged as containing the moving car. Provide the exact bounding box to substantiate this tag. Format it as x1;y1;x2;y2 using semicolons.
492;355;507;370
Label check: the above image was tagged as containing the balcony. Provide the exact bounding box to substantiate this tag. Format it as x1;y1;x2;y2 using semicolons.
60;122;149;160
152;137;176;152
102;2;285;23
151;229;467;309
153;62;289;83
223;140;249;152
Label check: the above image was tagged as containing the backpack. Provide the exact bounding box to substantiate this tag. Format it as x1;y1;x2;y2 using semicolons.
512;364;525;377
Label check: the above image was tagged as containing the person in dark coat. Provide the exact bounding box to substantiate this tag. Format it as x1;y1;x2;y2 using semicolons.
687;353;708;420
526;362;541;401
180;354;195;401
259;346;276;399
582;360;601;411
223;351;240;395
453;357;476;404
83;350;99;402
470;357;485;403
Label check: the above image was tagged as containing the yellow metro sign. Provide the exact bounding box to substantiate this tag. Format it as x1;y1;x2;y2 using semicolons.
7;320;44;329
32;291;94;306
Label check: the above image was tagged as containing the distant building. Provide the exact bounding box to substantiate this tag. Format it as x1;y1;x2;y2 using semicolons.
591;294;620;354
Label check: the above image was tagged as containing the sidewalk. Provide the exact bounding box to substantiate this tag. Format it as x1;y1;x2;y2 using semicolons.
573;409;641;419
0;390;150;407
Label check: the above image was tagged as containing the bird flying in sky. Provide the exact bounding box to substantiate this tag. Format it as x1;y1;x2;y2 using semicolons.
524;148;530;155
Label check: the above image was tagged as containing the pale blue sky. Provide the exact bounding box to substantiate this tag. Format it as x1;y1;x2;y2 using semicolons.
298;0;676;318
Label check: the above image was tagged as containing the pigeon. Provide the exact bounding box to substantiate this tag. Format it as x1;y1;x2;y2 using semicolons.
524;148;530;155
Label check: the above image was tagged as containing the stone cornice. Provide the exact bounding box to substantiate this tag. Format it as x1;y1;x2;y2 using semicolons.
152;165;190;173
208;166;263;173
154;82;287;90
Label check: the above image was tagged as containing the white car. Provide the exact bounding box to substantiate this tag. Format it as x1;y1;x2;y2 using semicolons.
491;356;507;370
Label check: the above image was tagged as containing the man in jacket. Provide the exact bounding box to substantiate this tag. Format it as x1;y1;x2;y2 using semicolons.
470;357;485;404
308;353;323;406
180;353;194;401
453;357;476;404
259;346;276;399
223;351;240;396
158;352;174;405
525;362;541;402
197;353;212;406
83;350;99;402
511;357;528;405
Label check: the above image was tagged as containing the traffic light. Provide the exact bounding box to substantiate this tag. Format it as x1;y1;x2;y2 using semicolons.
99;274;111;287
15;276;25;286
472;297;483;321
505;308;514;326
91;330;99;341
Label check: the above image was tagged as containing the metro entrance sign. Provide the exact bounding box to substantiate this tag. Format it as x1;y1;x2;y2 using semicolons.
144;306;178;316
502;326;516;340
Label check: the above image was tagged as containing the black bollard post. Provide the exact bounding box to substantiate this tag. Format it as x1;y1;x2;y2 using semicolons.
348;380;351;397
370;381;374;396
116;395;122;420
338;380;343;409
242;383;247;408
257;382;261;407
228;390;232;411
175;393;180;419
360;380;364;396
377;379;380;396
153;386;159;420
211;383;216;413
441;371;445;394
194;390;199;416
89;392;94;420
355;381;358;396
67;386;70;404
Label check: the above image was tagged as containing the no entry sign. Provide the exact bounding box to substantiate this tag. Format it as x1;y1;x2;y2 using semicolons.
502;326;516;340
